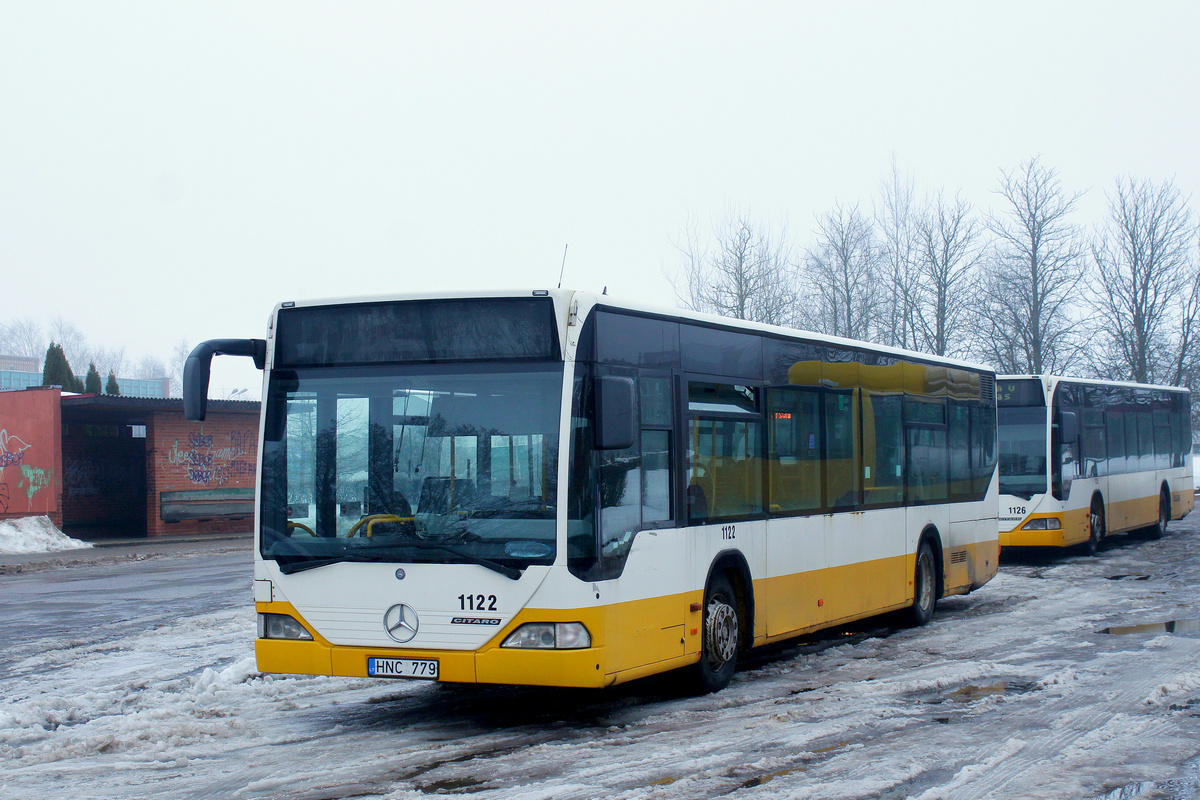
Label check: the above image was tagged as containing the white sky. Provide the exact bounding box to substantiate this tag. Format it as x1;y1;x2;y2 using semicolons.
2;2;1198;396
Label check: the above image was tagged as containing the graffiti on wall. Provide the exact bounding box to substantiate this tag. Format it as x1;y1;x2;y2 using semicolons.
0;429;27;513
1;428;54;511
1;429;31;469
19;464;52;504
169;429;257;486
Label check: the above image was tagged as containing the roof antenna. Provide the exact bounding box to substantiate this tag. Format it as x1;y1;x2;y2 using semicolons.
557;244;568;289
602;286;607;295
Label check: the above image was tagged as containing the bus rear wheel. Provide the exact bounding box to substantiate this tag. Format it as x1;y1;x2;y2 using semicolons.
1147;490;1169;540
904;541;937;627
689;574;740;694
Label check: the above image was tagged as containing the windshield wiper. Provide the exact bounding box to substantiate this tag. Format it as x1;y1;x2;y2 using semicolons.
355;540;522;580
268;540;524;579
276;556;346;575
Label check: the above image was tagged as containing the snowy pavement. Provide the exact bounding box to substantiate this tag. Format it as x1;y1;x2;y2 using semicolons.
3;520;1200;799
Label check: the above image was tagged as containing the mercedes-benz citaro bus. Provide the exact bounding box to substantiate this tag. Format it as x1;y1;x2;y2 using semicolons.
997;375;1193;555
184;290;1000;694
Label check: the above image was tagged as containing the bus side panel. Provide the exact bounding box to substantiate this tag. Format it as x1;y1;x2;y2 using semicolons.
906;504;949;585
823;508;908;620
599;527;697;676
763;515;827;636
1170;476;1195;519
945;518;1000;594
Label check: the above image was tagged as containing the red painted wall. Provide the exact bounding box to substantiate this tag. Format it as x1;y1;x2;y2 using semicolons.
0;387;63;526
144;409;259;538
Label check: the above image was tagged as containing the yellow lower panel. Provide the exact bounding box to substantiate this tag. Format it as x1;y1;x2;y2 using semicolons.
257;636;333;676
255;599;705;689
944;538;999;595
475;644;609;688
759;553;908;642
1107;495;1158;534
606;591;696;674
1174;490;1195;519
1001;508;1088;548
812;554;908;628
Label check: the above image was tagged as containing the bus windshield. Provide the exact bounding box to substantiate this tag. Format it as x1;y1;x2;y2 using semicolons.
998;406;1048;498
259;364;564;575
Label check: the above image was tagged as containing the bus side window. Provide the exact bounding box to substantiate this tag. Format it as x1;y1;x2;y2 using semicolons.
597;376;642;557
1124;410;1140;474
768;387;823;514
824;390;860;509
687;417;763;522
864;393;903;507
1153;409;1173;471
948;402;970;499
969;403;996;498
1137;411;1154;472
1106;410;1126;476
1082;408;1106;478
905;398;947;504
640;376;673;526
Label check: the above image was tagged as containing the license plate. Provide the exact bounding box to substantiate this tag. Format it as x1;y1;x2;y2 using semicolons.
368;657;439;679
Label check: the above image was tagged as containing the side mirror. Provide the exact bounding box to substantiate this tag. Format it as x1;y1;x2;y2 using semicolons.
1059;410;1079;443
184;339;267;421
594;376;636;451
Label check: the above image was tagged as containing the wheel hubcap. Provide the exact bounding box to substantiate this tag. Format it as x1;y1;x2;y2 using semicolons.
705;598;738;668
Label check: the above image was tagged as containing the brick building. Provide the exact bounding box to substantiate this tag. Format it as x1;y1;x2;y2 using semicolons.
0;385;259;538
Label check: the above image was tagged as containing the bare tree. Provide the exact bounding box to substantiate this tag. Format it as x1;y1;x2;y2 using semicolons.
804;201;880;340
0;317;48;360
874;156;922;350
914;191;983;358
670;207;799;326
170;338;192;397
49;317;90;376
133;354;169;380
89;346;127;385
977;157;1087;373
1089;176;1199;384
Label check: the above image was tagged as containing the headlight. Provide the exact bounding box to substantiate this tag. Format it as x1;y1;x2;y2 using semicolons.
1022;517;1062;530
501;622;591;649
258;613;314;640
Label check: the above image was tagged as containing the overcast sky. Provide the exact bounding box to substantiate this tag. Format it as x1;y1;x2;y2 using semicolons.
2;2;1198;396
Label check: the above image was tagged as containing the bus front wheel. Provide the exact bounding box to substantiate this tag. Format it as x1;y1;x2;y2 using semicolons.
689;574;740;694
1083;497;1105;555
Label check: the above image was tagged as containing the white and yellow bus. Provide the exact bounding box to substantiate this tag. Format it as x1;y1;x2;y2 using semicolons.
998;375;1193;554
184;290;999;693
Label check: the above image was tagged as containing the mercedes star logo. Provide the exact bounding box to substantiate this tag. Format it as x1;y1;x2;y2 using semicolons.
383;603;420;643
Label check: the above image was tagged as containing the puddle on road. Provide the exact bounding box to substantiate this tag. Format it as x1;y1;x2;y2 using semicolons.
1095;752;1200;800
740;766;805;789
1100;619;1200;635
1096;780;1155;799
921;680;1037;706
949;683;1008;702
730;742;846;790
417;777;487;794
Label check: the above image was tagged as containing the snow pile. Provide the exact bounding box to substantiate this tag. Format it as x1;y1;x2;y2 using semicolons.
0;515;92;554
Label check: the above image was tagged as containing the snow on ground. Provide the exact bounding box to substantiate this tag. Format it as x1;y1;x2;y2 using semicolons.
3;521;1200;799
0;515;92;554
